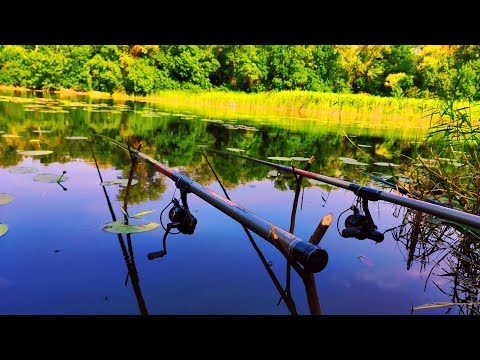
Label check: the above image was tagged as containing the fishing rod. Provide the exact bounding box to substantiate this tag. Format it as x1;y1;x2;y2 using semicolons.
207;148;480;233
95;134;329;273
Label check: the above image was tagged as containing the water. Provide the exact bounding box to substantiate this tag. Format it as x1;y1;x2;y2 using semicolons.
0;90;467;315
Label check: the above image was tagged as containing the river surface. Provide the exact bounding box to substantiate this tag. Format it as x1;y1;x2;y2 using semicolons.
0;89;466;315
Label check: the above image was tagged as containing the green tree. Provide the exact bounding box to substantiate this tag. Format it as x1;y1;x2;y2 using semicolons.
24;46;64;90
60;45;94;91
0;45;30;87
85;54;124;94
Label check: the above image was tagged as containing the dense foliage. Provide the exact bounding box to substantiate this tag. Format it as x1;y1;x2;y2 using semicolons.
1;45;479;100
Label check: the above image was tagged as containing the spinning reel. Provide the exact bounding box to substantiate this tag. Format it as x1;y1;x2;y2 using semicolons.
147;185;197;260
340;197;384;243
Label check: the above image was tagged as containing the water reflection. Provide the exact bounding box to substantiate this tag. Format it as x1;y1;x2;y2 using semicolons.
91;140;148;315
2;90;476;314
389;207;480;315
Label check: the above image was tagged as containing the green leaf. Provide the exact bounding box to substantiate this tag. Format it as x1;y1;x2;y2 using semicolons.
102;220;160;234
290;157;311;161
0;224;8;237
267;170;280;177
0;193;15;205
100;179;138;187
226;147;245;152
1;134;21;138
130;210;156;218
118;179;138;187
8;166;39;174
33;173;69;183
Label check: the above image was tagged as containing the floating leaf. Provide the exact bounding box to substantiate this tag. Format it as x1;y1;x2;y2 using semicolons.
338;157;369;166
118;179;138;187
29;139;41;143
32;130;50;133
65;136;89;140
357;144;372;148
130;210;156;218
2;134;21;138
290;157;311;161
0;193;15;205
0;224;8;237
33;173;69;183
18;150;53;156
267;170;280;177
373;162;401;167
267;156;292;161
100;179;138;187
8;166;38;174
102;220;160;234
226;147;245;152
307;178;323;186
197;144;208;148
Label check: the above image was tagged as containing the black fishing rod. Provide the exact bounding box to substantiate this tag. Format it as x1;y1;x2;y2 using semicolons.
95;134;328;273
207;148;480;232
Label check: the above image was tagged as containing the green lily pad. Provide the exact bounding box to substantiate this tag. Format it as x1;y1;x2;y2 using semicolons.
65;136;89;140
267;156;292;161
0;224;8;237
32;130;50;133
307;178;323;186
0;193;15;205
33;173;69;183
339;157;369;166
373;162;401;167
226;148;245;152
100;179;138;187
8;166;39;174
290;157;311;161
267;170;280;177
102;220;160;234
2;134;21;138
357;144;372;148
18;150;53;156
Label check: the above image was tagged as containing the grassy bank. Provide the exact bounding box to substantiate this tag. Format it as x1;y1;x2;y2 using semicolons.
4;85;479;131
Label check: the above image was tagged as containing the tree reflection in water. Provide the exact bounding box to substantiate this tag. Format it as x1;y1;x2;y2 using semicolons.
388;208;480;315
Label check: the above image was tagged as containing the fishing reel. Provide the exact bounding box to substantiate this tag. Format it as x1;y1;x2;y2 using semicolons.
340;198;384;243
147;186;197;260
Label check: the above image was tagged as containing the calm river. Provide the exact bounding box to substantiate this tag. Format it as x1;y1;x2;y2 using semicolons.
0;89;466;315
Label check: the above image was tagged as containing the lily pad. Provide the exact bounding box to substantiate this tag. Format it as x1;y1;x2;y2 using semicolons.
226;148;245;152
373;162;401;167
307;178;323;186
32;130;50;133
33;173;69;183
100;179;138;187
267;156;292;161
0;193;15;205
65;136;89;140
0;224;8;237
8;166;39;174
290;157;311;161
102;220;160;234
18;150;53;156
2;134;21;138
339;157;369;166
